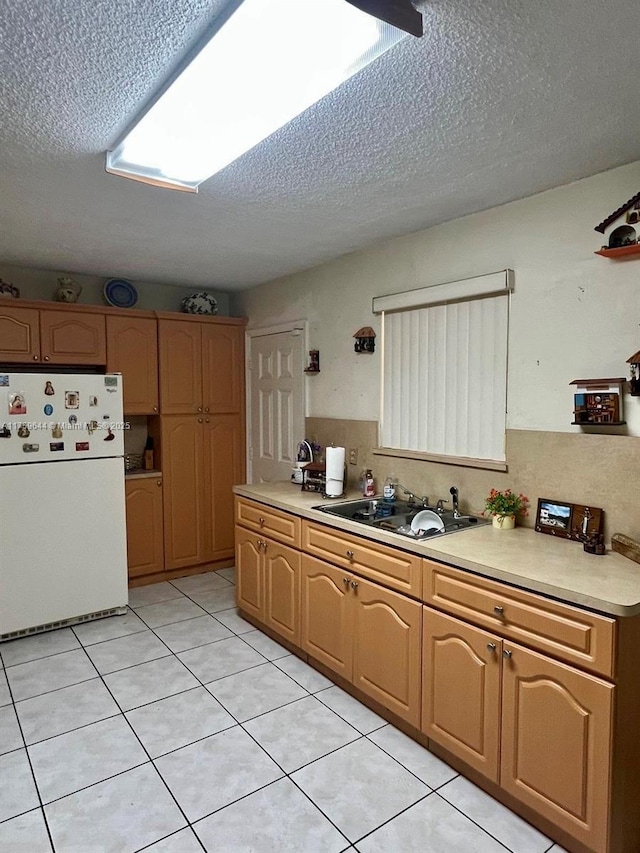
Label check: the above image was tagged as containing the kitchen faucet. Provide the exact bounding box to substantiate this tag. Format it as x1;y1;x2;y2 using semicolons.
450;485;461;518
398;484;429;507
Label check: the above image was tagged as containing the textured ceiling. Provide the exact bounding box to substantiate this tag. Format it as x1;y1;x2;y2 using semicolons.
0;0;639;291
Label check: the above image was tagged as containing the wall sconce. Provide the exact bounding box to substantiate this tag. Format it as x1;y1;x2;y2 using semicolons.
354;326;376;353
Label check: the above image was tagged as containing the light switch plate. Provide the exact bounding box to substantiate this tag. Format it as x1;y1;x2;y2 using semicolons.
349;448;358;465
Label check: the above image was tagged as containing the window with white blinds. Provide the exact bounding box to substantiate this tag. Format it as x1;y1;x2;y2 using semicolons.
376;271;512;466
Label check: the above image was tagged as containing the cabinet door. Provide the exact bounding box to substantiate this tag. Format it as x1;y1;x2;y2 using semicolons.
0;306;40;363
40;311;106;364
203;414;245;561
264;539;300;645
352;577;422;727
125;478;164;578
107;316;159;414
161;416;206;569
301;555;352;680
235;527;264;620
422;608;502;782
202;324;244;413
501;642;613;853
158;320;202;413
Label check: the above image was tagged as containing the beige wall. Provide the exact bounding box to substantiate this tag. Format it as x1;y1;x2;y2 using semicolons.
0;262;232;316
237;162;640;544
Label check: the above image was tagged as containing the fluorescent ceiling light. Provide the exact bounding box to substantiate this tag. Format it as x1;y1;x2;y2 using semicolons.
106;0;414;191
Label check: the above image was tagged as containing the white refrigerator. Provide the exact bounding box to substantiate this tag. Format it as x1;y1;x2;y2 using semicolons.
0;372;128;639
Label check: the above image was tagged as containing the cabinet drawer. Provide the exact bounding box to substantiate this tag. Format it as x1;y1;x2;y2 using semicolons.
423;562;615;677
303;521;422;598
235;498;301;548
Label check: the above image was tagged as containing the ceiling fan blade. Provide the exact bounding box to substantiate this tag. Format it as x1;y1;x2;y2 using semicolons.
345;0;423;37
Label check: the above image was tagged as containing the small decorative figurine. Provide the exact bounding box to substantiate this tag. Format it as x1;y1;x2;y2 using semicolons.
353;326;376;353
54;276;82;303
44;381;55;396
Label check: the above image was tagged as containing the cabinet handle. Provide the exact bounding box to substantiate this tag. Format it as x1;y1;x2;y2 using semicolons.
343;577;350;586
494;605;504;616
43;355;50;361
351;580;359;589
503;649;512;660
487;643;496;653
346;549;354;560
259;517;265;527
33;355;39;361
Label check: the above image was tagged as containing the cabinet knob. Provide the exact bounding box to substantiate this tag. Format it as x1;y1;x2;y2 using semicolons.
205;418;210;423
494;605;504;616
43;356;50;361
503;649;512;660
157;480;162;486
351;580;359;589
257;539;263;549
197;417;203;423
262;540;268;552
153;406;158;412
197;407;203;412
33;355;39;361
259;517;265;527
346;549;354;560
487;643;496;653
343;577;350;586
204;407;210;412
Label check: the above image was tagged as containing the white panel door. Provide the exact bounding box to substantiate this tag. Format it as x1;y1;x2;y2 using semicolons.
249;330;304;482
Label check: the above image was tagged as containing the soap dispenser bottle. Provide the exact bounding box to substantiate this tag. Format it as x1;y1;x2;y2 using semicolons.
364;469;376;497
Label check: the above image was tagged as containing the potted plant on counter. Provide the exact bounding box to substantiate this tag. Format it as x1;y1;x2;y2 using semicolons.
484;488;529;529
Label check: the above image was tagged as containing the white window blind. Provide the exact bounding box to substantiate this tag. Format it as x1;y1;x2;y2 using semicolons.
379;273;511;465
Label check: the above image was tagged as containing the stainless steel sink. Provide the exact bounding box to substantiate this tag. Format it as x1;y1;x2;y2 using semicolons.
313;498;489;540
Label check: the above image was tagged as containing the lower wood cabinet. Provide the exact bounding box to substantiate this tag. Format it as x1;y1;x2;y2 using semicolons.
301;554;422;727
235;526;300;645
423;607;613;853
125;477;164;578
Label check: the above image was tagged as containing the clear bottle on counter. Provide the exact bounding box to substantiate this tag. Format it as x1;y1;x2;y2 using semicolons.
364;469;376;497
383;474;397;503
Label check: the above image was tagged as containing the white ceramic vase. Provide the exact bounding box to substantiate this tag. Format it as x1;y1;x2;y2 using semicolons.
492;514;515;530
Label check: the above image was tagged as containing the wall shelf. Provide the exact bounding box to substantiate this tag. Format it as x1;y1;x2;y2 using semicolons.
595;244;640;259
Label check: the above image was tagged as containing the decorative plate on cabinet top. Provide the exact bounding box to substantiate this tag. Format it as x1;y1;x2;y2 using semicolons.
181;291;218;315
104;279;138;309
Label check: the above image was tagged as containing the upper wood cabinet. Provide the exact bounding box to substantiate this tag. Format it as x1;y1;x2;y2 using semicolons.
0;305;106;365
106;315;159;414
158;318;244;415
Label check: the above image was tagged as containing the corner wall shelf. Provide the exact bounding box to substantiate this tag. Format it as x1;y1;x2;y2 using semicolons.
595;244;640;259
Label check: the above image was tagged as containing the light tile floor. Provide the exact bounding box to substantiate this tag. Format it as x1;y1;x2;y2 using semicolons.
0;568;569;853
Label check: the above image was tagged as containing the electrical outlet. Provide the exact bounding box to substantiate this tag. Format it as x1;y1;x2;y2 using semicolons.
349;448;358;465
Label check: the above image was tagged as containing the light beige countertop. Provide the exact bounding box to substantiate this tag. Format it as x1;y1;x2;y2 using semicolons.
125;469;162;479
234;482;640;617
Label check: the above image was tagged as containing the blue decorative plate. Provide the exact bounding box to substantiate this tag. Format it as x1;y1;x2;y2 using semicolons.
104;279;138;309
